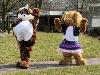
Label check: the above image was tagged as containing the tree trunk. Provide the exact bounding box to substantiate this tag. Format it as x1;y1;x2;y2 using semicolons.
80;0;85;13
1;14;6;32
1;0;6;32
35;0;38;8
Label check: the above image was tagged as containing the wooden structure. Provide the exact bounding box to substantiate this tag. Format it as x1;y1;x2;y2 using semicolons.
38;10;63;32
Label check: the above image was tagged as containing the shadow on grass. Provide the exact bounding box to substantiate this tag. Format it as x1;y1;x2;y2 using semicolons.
0;62;76;70
0;58;100;70
0;62;77;74
0;64;16;69
30;62;76;69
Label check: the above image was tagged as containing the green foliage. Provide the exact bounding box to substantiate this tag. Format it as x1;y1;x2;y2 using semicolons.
0;0;20;31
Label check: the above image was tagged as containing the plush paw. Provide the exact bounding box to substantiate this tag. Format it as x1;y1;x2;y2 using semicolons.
54;18;62;32
54;18;61;23
76;59;87;66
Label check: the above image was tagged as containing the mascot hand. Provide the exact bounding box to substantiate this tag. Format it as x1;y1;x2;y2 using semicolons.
32;8;40;18
80;18;88;33
54;18;62;32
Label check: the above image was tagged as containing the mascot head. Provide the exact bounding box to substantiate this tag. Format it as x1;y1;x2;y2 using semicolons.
13;4;40;41
54;11;88;33
17;4;34;21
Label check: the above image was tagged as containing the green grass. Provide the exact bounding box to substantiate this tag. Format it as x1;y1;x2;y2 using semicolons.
0;32;100;75
0;32;100;64
79;34;100;58
4;65;100;75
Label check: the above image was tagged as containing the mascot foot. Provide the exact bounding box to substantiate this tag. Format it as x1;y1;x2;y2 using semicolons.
59;60;72;65
16;61;30;69
76;59;87;66
74;53;87;66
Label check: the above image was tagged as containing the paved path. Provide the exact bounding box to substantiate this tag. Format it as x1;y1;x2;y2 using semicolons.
0;58;100;74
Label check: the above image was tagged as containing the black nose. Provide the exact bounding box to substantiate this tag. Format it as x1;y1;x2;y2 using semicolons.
24;15;25;16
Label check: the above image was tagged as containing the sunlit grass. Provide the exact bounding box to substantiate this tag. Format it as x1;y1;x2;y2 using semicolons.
0;32;100;64
4;65;100;75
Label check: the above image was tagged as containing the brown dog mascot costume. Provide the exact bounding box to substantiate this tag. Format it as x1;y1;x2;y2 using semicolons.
54;11;88;65
12;4;40;69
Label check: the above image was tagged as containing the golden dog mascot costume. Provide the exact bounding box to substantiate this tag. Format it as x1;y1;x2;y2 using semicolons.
12;4;40;68
54;11;88;65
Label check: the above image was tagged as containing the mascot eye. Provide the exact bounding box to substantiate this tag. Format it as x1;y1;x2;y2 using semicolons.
18;11;23;14
20;11;23;14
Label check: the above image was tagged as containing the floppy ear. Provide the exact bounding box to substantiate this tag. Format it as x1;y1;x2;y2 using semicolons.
61;12;69;21
25;4;29;10
73;12;83;27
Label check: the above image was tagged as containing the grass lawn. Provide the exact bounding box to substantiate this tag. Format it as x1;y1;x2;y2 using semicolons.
0;32;100;75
